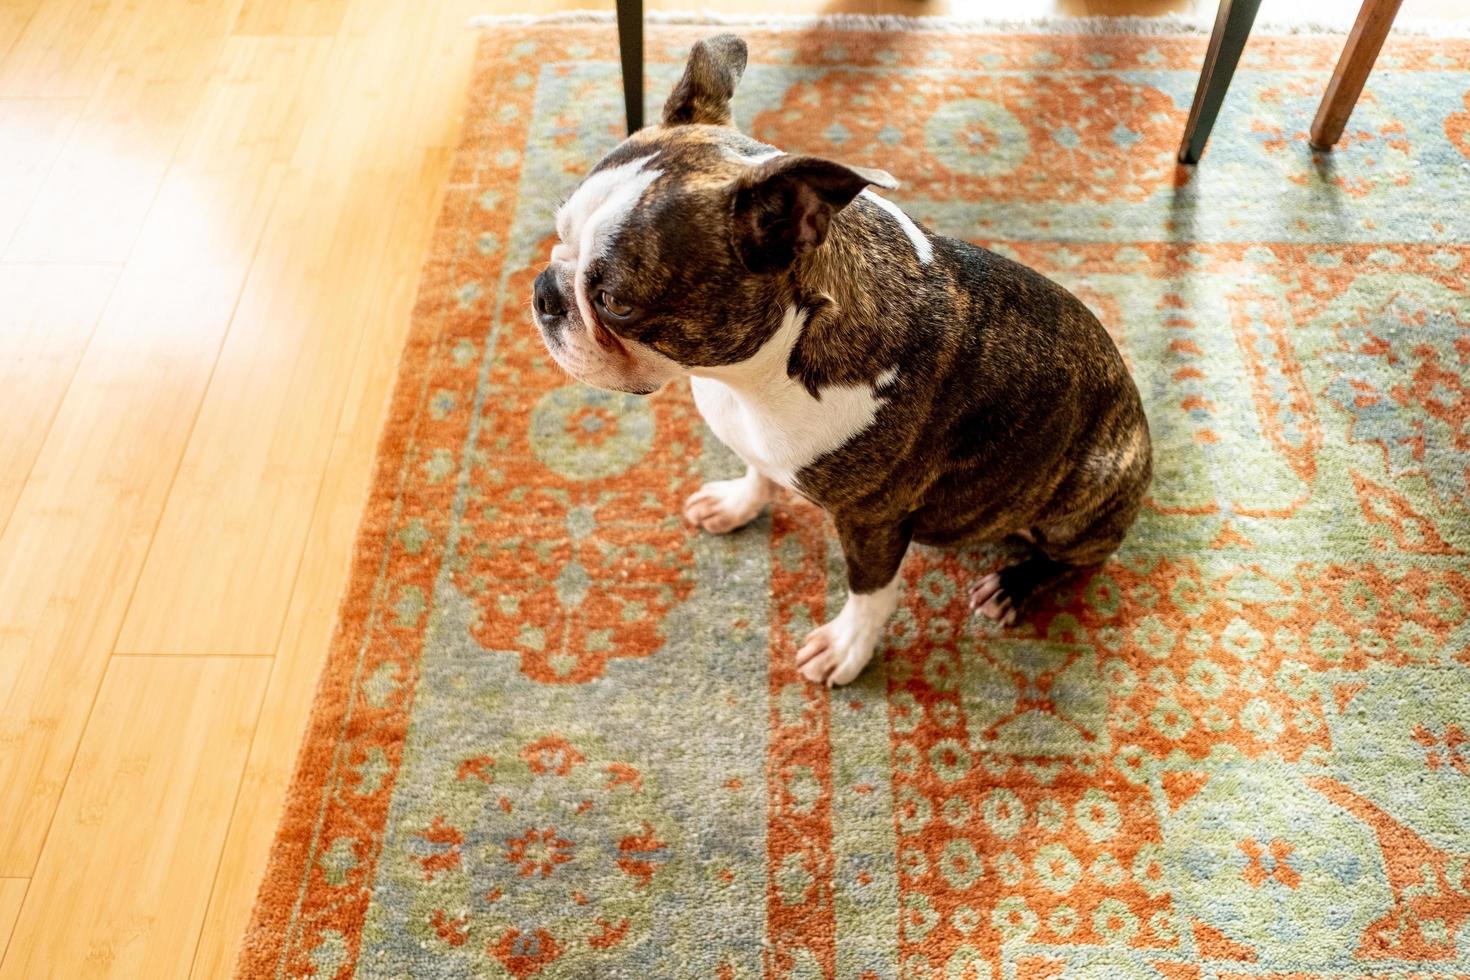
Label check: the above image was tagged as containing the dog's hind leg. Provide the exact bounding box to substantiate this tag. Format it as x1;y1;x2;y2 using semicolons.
969;485;1141;625
972;416;1151;624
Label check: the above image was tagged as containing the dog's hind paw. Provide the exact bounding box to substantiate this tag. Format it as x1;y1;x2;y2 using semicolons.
970;555;1075;626
968;571;1018;626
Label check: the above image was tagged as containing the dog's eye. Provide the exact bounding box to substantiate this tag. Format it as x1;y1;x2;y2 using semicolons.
597;291;635;321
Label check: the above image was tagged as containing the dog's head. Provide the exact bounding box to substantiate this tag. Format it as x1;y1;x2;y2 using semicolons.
532;34;896;394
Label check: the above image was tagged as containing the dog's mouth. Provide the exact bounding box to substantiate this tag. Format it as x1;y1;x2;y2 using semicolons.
588;314;628;357
553;313;664;396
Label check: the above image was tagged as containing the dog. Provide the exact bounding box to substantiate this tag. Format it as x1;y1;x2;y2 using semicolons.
531;34;1152;686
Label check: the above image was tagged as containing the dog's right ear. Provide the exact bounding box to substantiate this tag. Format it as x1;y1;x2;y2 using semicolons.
661;34;748;128
731;154;898;272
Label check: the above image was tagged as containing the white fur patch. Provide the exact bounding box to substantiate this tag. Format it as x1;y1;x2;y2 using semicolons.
553;155;661;333
555;155;657;253
682;466;774;534
862;190;933;265
724;147;784;166
797;574;902;686
690;305;888;490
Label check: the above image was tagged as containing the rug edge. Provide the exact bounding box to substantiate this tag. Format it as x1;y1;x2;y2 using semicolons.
467;9;1470;38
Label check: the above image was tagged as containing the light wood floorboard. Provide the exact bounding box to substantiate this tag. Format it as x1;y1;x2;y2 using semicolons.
0;96;82;254
0;264;117;535
0;657;268;980
0;880;26;966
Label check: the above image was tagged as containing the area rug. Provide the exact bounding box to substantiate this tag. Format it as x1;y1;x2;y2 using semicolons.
237;17;1470;979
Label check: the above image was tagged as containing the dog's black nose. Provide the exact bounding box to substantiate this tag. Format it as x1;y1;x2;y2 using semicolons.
533;268;568;319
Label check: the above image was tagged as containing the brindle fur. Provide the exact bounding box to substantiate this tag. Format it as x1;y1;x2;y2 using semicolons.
542;35;1152;618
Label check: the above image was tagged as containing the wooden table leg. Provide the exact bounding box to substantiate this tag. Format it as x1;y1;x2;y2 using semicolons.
1310;0;1404;151
616;0;643;134
1178;0;1265;164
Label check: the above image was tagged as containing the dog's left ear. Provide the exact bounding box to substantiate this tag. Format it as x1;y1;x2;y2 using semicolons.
662;34;748;127
731;154;899;272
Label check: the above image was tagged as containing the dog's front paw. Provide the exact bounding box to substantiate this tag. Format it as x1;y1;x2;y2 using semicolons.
682;470;772;534
794;583;898;687
796;619;878;687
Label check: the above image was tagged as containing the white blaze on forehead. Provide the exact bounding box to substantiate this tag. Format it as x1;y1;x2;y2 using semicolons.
862;190;933;265
555;155;661;260
553;154;661;327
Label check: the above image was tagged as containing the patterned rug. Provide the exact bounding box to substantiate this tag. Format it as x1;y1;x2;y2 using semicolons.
238;19;1470;979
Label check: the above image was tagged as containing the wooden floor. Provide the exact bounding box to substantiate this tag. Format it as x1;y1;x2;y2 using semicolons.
0;0;1464;975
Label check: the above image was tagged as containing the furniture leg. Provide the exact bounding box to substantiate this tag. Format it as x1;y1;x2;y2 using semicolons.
1310;0;1404;151
1178;0;1265;165
616;0;644;134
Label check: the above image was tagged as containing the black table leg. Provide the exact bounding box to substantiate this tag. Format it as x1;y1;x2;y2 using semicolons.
616;0;643;134
1178;0;1263;164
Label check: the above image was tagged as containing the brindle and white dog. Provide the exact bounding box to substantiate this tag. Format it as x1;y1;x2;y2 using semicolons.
532;34;1152;686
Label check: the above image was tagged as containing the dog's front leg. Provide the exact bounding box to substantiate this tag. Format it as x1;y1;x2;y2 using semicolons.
796;518;911;687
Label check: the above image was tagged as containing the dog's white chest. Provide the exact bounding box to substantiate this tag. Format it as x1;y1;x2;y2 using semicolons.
685;306;891;489
691;377;884;489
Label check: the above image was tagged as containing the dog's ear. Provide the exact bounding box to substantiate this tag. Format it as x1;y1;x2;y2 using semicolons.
731;154;898;272
662;34;748;127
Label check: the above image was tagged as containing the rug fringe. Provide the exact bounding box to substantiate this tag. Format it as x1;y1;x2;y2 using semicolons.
467;9;1470;37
